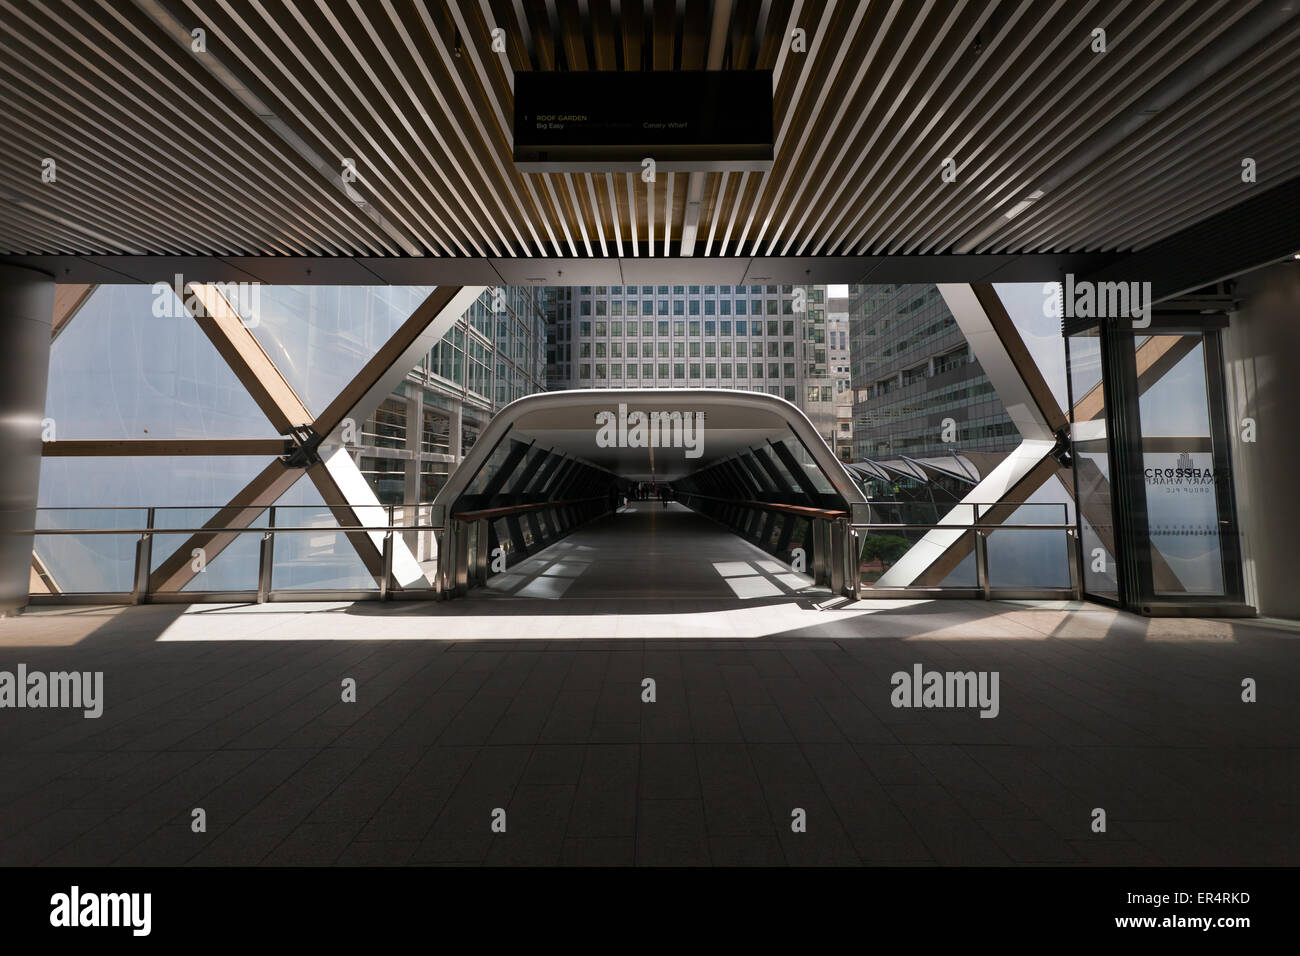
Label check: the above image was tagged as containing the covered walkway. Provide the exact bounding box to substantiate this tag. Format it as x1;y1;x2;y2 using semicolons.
433;387;862;601
476;501;823;603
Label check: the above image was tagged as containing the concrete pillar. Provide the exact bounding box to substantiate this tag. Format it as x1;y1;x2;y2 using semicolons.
403;390;422;506
0;265;55;613
449;400;463;462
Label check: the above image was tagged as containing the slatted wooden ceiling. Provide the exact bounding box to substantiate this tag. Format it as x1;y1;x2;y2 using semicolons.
0;0;1297;259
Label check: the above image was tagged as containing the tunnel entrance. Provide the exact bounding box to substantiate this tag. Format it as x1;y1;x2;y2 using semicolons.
432;388;862;600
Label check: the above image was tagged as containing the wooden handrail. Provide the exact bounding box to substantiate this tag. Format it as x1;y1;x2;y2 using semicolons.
452;496;606;522
682;492;847;521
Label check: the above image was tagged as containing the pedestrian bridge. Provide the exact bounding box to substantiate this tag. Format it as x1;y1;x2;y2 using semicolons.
433;388;866;598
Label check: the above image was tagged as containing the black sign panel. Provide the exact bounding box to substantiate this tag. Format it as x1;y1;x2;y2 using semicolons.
513;70;774;172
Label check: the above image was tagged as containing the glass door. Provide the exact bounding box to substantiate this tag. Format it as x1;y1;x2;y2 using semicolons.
1064;328;1123;605
1132;331;1244;603
1064;321;1245;612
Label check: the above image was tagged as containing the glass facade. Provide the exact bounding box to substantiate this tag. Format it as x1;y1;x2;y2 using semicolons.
849;284;1017;460
32;283;548;594
357;286;548;505
545;284;836;437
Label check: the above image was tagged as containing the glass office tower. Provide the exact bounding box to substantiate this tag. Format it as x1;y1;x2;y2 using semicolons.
849;283;1018;460
546;284;839;437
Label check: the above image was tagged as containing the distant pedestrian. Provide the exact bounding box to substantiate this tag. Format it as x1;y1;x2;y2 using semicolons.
608;482;621;515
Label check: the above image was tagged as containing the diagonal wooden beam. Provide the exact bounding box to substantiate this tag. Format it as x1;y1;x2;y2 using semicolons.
42;438;286;457
184;282;313;433
314;285;483;438
307;447;432;589
148;458;302;593
30;552;59;595
1072;332;1201;422
970;283;1070;435
50;283;96;341
150;285;476;595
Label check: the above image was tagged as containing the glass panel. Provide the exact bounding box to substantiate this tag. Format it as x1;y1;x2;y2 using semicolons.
33;457;272;594
986;529;1070;589
247;286;435;415
1136;335;1225;595
1067;331;1120;601
32;533;137;593
178;533;263;593
44;284;276;439
994;282;1070;411
272;531;377;591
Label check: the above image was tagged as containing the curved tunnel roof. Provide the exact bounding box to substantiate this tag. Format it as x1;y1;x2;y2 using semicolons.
435;388;866;509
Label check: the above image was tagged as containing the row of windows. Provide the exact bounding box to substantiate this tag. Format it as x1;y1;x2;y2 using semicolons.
860;346;970;398
575;319;799;338
574;285;823;298
579;341;797;358
577;362;798;380
578;298;804;316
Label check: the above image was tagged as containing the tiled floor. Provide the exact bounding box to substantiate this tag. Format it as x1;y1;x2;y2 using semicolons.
2;502;1297;866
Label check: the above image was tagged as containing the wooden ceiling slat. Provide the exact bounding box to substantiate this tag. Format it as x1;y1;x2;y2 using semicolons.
589;0;617;69
653;0;676;70
555;0;589;70
522;0;556;71
1;0;1296;262
681;0;710;69
621;0;644;70
914;0;1244;255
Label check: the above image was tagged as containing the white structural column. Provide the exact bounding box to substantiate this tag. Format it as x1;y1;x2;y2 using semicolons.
877;283;1067;587
312;447;427;589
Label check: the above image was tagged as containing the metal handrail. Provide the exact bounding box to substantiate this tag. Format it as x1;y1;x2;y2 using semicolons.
33;525;438;535
851;522;1073;531
30;503;447;536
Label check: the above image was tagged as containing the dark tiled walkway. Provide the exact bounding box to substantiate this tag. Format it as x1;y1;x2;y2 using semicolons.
2;507;1298;866
479;501;822;602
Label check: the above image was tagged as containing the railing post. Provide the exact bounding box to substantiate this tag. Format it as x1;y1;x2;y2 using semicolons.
811;519;826;584
132;507;154;605
827;518;842;594
851;528;863;600
1066;527;1082;600
439;522;454;597
379;505;393;601
257;506;275;604
975;529;991;600
454;520;470;596
476;518;490;584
